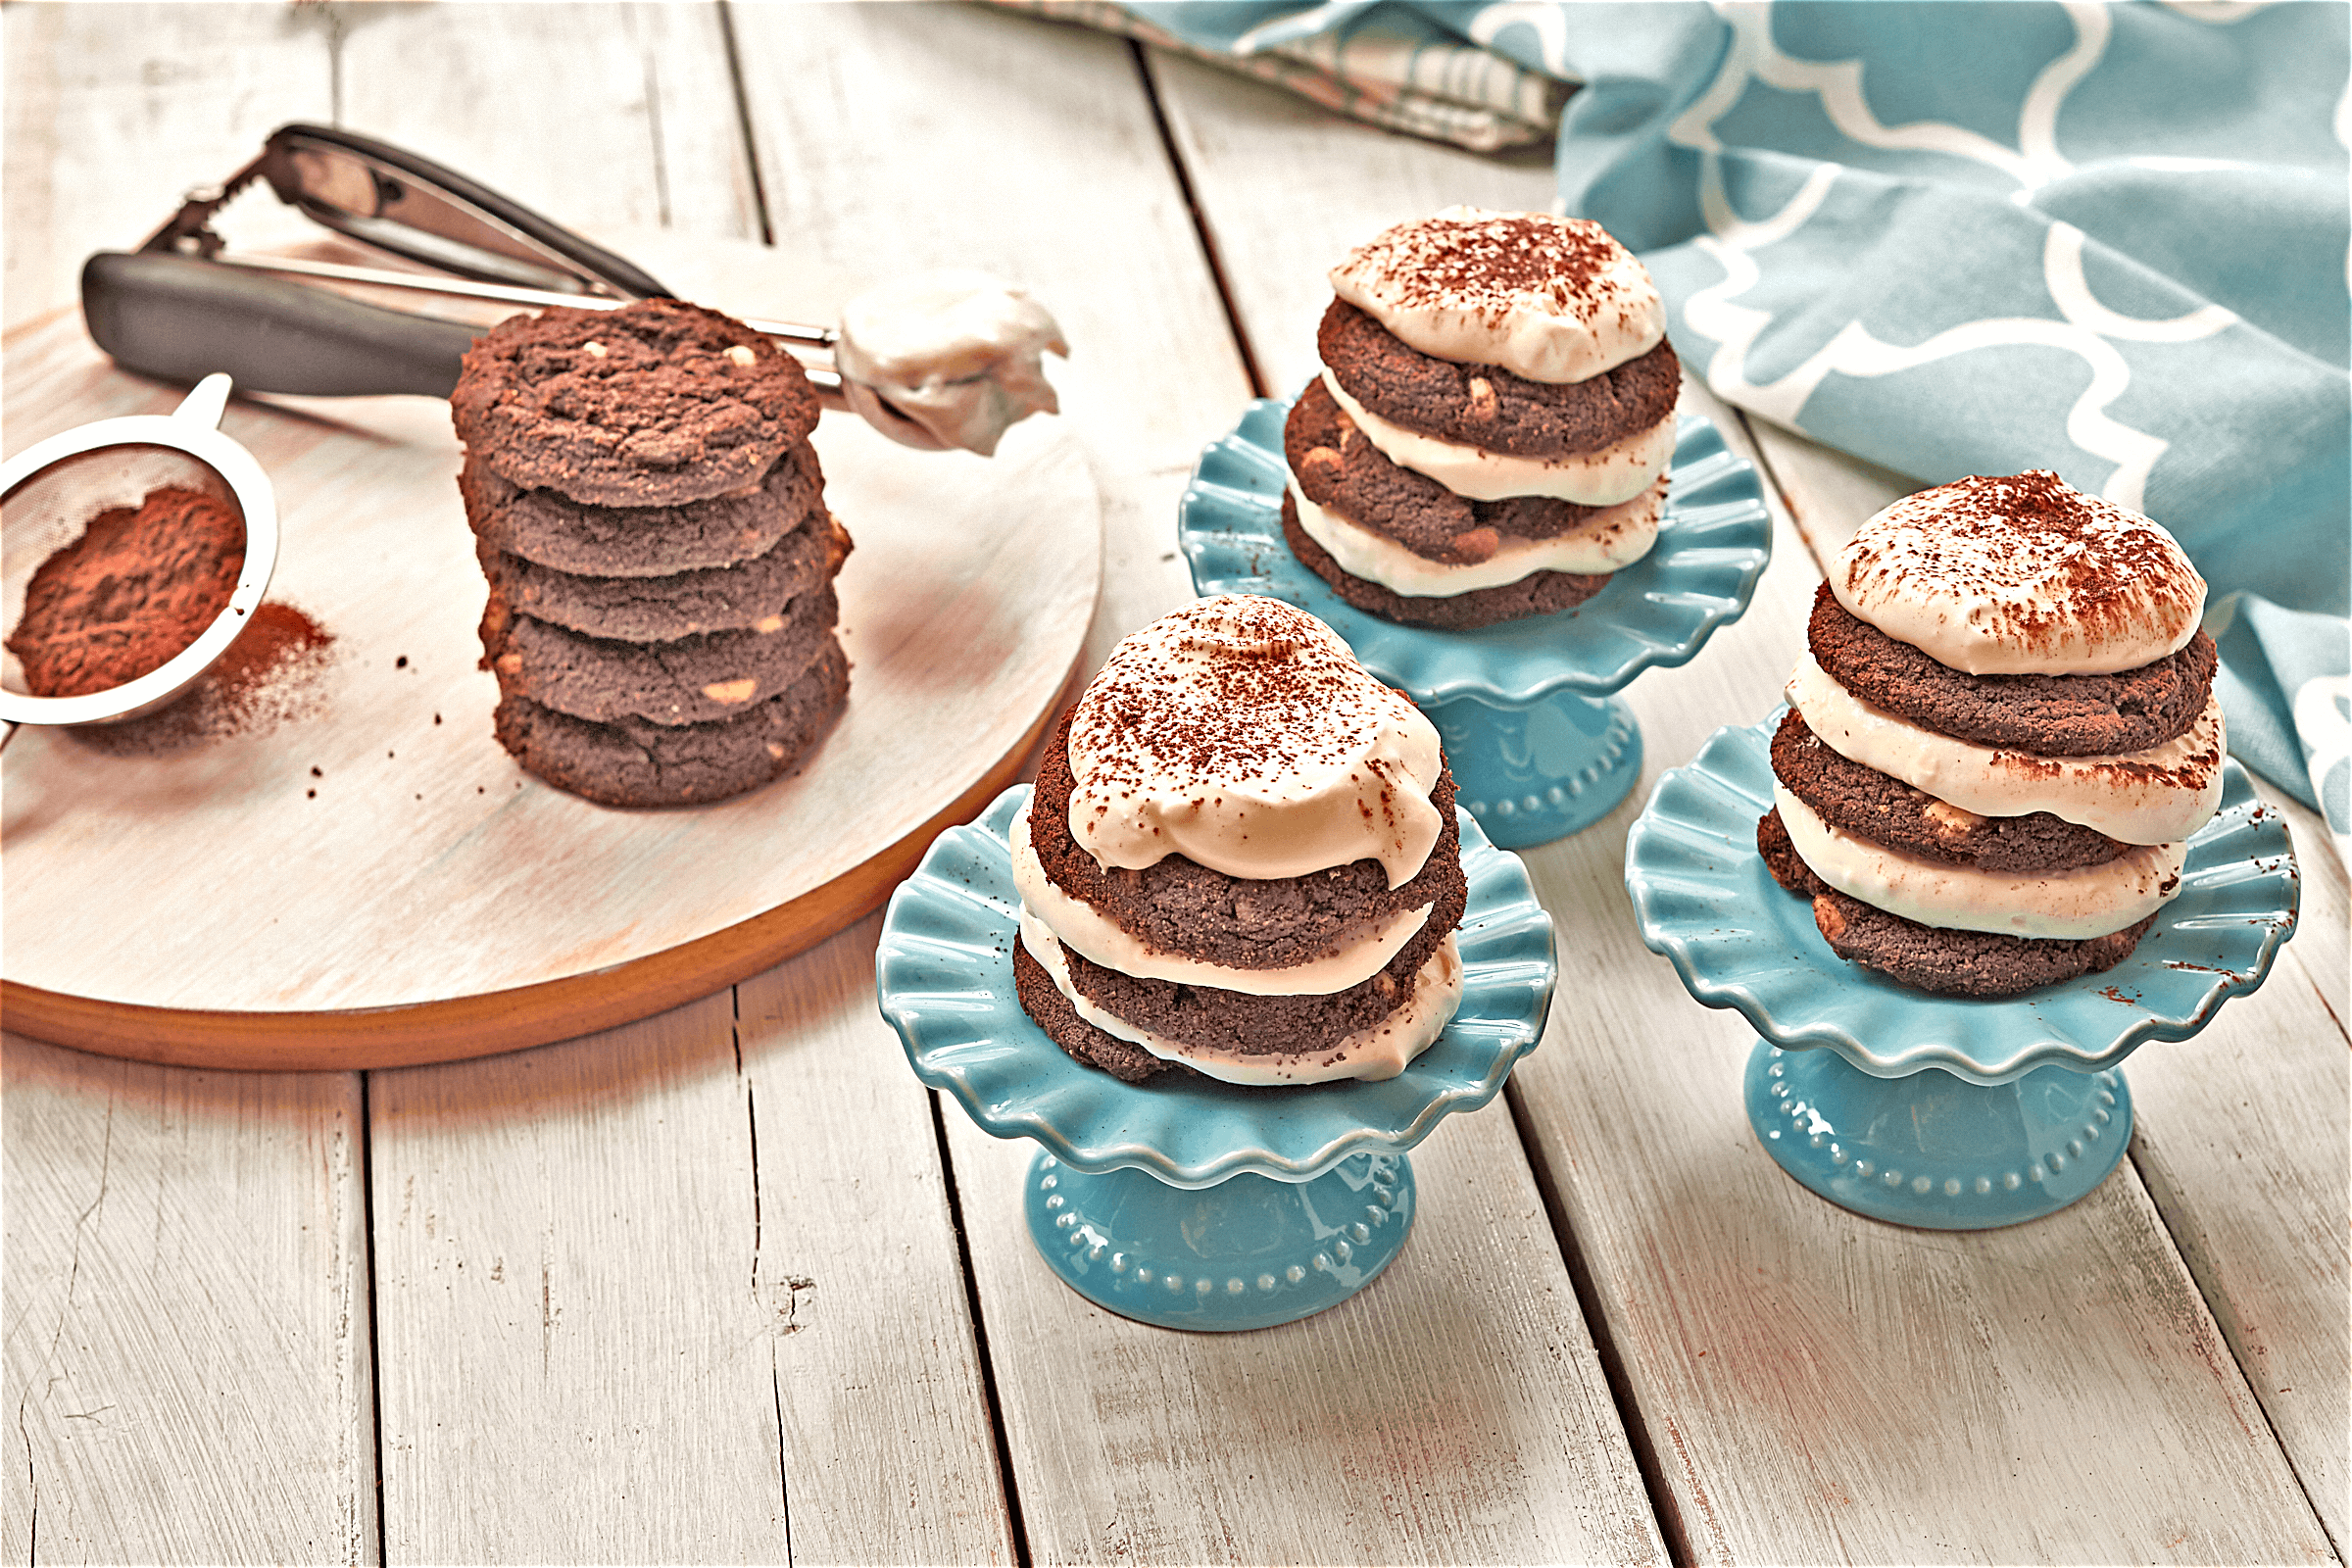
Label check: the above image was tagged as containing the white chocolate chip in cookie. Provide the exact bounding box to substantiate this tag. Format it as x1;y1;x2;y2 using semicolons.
583;341;608;358
726;344;758;368
703;677;759;705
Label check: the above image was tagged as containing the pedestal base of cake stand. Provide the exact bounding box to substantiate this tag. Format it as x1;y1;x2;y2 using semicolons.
1426;688;1642;849
1744;1044;2132;1229
1024;1150;1415;1331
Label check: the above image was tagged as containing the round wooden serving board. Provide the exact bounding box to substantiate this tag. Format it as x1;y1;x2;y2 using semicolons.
1;250;1101;1070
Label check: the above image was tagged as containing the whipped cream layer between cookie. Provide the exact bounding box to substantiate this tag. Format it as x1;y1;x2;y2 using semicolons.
1009;800;1434;995
1321;372;1673;506
1018;907;1464;1085
1774;785;2184;940
1287;479;1658;597
1329;207;1665;385
1066;596;1445;888
1787;654;2225;845
1833;470;2204;675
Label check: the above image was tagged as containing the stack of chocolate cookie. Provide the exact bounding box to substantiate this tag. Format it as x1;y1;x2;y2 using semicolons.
451;299;852;808
1282;208;1681;628
1009;595;1469;1085
1757;470;2224;997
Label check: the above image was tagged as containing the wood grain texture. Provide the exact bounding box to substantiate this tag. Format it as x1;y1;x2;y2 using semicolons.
1;2;334;330
2;1034;372;1564
2128;983;2352;1556
1152;47;2332;1562
0;312;1097;1058
331;0;760;246
1499;409;2333;1562
368;993;794;1563
910;46;1664;1566
724;0;1240;674
1752;417;2352;1549
738;916;1017;1566
945;1106;1669;1567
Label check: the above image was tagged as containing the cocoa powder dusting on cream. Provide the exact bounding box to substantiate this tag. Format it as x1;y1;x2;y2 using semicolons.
1840;470;2200;659
1349;214;1627;325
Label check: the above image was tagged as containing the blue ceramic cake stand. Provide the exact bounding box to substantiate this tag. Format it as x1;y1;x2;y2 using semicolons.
876;786;1556;1332
1624;718;2300;1229
1180;401;1772;849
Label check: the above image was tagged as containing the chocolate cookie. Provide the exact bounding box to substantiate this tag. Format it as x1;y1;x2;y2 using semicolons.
1769;708;2129;873
479;507;851;643
1028;707;1467;971
451;299;820;507
1285;377;1620;563
1054;886;1462;1059
460;442;824;577
1011;942;1183;1083
1317;298;1679;460
1807;584;2218;757
492;638;849;808
480;583;838;726
1757;808;2154;998
1282;493;1607;629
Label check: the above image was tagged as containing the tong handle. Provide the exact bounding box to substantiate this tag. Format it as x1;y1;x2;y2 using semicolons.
255;122;673;300
82;250;480;397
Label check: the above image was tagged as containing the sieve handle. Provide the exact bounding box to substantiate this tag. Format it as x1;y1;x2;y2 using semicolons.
81;250;480;398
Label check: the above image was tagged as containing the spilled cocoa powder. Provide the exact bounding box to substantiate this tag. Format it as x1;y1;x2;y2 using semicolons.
63;600;335;756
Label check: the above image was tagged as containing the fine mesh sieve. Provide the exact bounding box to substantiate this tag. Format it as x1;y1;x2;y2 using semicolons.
0;374;278;725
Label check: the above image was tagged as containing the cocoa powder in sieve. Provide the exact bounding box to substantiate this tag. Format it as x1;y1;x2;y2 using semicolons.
7;486;245;696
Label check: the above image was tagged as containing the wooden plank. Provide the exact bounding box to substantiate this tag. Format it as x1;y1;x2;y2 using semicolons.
1503;443;2331;1561
875;47;1663;1564
2128;982;2351;1555
1;2;334;330
368;993;792;1562
337;11;1007;1564
736;917;1016;1566
332;0;760;246
1;305;1097;1065
944;1104;1669;1566
2;1035;373;1565
1152;46;2333;1563
368;931;1010;1565
723;0;1241;678
3;14;371;1564
1144;49;1563;400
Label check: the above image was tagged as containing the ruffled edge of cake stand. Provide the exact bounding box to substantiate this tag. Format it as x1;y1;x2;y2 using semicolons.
1624;715;2301;1086
1179;401;1773;705
877;785;1557;1189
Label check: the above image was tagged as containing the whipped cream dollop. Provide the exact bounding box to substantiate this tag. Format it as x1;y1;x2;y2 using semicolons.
1322;372;1673;506
1788;655;2226;845
1833;470;2204;675
1019;910;1463;1085
1289;479;1660;598
1330;207;1665;384
834;270;1067;456
1775;784;2185;940
1065;595;1445;889
1009;801;1433;995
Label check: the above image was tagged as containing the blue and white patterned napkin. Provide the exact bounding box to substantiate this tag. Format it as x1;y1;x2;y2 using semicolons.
1046;1;2351;858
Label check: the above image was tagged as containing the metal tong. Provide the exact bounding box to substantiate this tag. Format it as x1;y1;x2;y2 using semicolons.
79;122;958;451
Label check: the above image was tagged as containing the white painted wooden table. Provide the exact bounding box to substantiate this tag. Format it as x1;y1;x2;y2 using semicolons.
6;7;2345;1564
